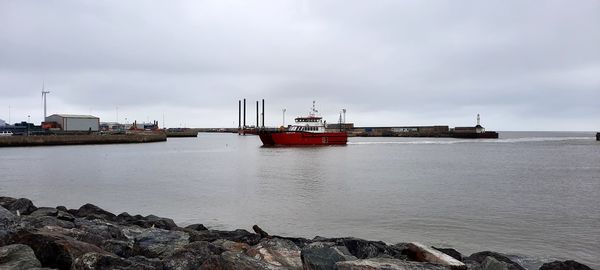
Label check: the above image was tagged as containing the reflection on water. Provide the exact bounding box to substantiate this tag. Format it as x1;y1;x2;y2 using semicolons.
0;132;599;268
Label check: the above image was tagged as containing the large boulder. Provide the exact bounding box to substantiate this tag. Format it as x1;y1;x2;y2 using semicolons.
319;237;406;260
162;241;224;270
132;228;190;258
202;250;290;270
466;252;525;270
538;260;592;270
301;243;358;270
117;212;178;230
246;238;303;269
188;229;261;245
34;226;110;248
2;198;37;215
184;223;208;231
405;242;466;269
72;203;116;221
0;244;42;269
101;239;134;258
29;207;59;217
335;258;449;270
0;207;17;245
71;252;160;270
432;246;463;261
0;196;17;208
19;215;75;230
482;257;509;270
11;229;108;269
73;218;127;243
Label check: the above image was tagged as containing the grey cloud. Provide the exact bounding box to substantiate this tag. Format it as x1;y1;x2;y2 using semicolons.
0;0;599;129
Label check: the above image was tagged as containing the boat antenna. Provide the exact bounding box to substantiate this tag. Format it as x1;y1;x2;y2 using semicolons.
477;113;480;126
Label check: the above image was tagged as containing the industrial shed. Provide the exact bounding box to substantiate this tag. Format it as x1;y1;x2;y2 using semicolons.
45;114;100;132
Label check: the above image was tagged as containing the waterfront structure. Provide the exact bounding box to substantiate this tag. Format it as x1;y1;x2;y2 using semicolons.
352;126;449;137
45;114;100;132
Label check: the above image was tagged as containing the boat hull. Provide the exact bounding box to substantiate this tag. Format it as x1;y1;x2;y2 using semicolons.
259;131;347;146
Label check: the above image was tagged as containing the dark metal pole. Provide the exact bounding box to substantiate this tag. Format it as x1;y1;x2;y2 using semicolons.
256;101;259;128
262;99;265;128
243;99;246;128
238;100;241;130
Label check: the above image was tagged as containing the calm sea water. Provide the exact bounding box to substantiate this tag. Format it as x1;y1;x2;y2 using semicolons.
1;132;599;268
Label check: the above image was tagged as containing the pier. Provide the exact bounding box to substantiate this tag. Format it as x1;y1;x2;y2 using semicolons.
0;133;166;147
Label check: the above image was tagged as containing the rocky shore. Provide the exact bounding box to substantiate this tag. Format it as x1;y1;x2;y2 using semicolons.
0;197;593;270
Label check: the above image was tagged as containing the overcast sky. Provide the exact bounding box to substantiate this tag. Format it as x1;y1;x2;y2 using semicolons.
1;1;599;130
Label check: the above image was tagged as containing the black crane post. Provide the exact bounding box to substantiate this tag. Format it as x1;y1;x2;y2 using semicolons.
243;99;246;129
238;100;241;131
256;101;259;128
262;99;265;128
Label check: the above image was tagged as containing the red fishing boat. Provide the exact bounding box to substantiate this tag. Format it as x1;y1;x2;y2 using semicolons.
258;102;347;146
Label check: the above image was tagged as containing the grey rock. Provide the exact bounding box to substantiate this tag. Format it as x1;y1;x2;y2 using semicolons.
406;243;466;270
538;260;593;270
71;252;159;270
128;256;164;269
482;257;509;270
20;215;75;229
0;207;17;246
246;237;303;269
0;196;17;208
0;244;42;269
322;237;406;260
74;203;116;221
467;252;525;270
204;250;290;270
74;218;127;242
30;207;59;217
56;211;75;222
188;229;261;245
335;258;449;270
184;223;208;231
11;229;108;269
132;228;190;258
0;206;16;226
432;246;463;261
212;239;252;252
4;198;38;215
464;260;483;270
301;245;358;270
162;241;224;270
117;212;178;230
102;239;134;258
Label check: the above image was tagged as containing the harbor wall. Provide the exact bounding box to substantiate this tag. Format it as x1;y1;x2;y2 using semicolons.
0;133;166;147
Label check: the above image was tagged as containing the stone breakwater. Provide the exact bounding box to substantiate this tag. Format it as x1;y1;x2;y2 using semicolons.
0;133;166;147
0;197;593;270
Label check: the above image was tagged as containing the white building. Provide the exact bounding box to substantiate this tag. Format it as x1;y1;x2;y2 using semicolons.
45;114;100;131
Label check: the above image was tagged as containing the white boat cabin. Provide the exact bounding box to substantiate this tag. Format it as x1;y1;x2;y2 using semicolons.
288;101;326;133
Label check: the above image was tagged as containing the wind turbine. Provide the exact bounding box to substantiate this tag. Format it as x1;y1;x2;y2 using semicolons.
41;83;50;121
